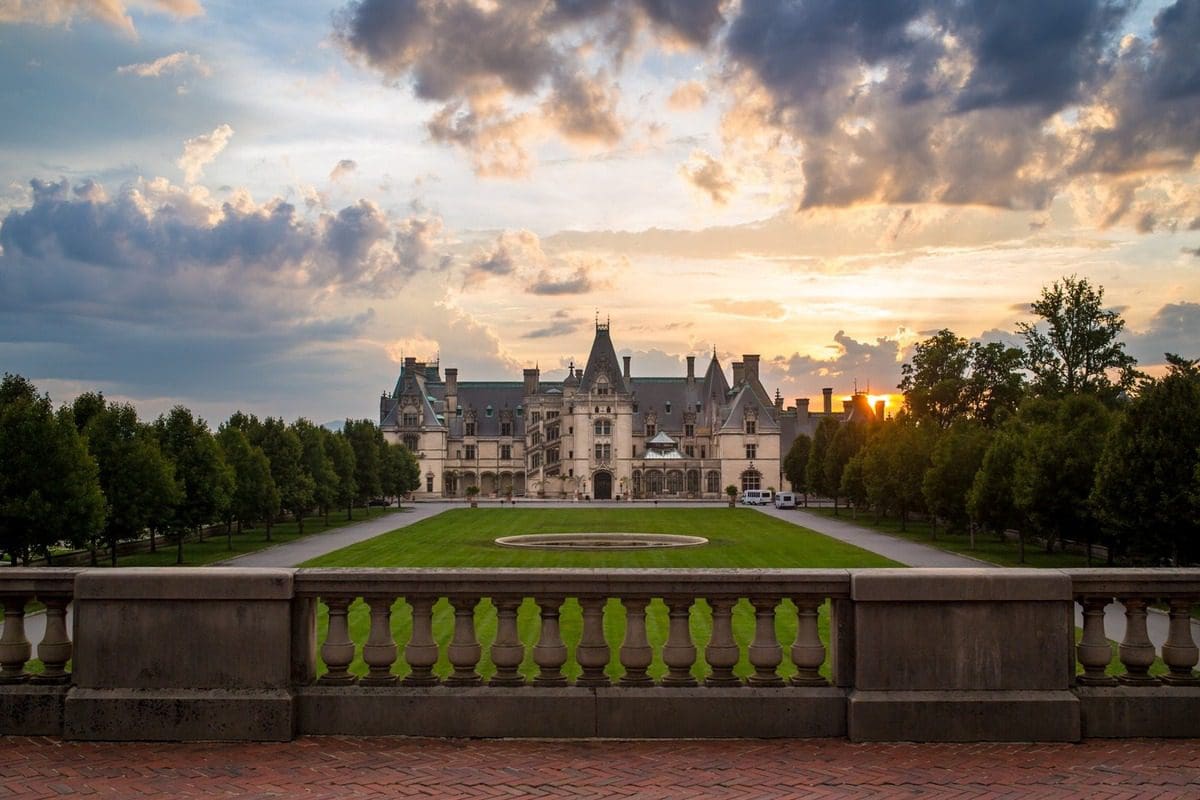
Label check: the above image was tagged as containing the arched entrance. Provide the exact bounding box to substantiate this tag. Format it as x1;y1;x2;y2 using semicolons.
594;470;613;500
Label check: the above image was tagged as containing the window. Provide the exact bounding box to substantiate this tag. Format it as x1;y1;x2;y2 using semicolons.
632;446;637;457
402;411;419;426
501;421;512;437
594;443;611;461
547;411;559;419
501;445;512;460
700;446;706;459
667;471;683;493
665;402;671;413
741;470;762;491
687;470;700;493
546;426;559;441
646;470;663;495
465;422;476;436
594;419;611;436
531;453;542;468
531;431;541;445
456;407;463;417
426;475;434;493
465;445;477;460
745;444;757;460
403;435;419;451
516;406;523;416
485;405;494;417
745;419;756;434
568;450;573;459
684;445;694;457
531;411;541;424
706;471;721;493
684;424;694;438
646;424;655;437
633;403;639;413
547;447;560;464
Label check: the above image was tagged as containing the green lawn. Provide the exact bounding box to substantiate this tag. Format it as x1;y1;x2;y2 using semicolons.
111;506;405;567
804;506;1094;568
304;508;895;681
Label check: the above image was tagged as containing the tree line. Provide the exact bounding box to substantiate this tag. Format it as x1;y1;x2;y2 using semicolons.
783;276;1200;566
0;384;421;566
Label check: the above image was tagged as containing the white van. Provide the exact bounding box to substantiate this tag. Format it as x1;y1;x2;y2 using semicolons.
774;492;797;509
740;489;774;505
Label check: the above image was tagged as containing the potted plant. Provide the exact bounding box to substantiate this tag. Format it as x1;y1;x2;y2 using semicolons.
725;485;738;508
466;485;480;508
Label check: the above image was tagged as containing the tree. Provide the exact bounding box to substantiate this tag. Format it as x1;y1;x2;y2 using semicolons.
824;420;867;515
257;417;314;537
380;442;421;505
806;416;839;501
922;422;991;538
295;419;338;523
839;453;868;518
782;434;812;505
968;421;1025;555
325;431;357;521
860;415;933;531
1018;275;1139;402
155;406;233;564
216;425;279;546
343;419;383;508
1092;354;1200;565
0;375;105;565
1012;395;1112;558
899;329;1026;428
75;399;179;565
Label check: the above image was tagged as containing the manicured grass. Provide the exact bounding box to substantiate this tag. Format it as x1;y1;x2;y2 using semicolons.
303;508;899;569
804;507;1094;568
111;506;405;567
304;508;895;681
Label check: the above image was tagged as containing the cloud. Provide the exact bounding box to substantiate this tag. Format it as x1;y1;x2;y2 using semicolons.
177;123;233;184
704;299;786;320
0;0;203;36
667;80;708;111
529;267;594;295
680;150;734;204
333;0;722;174
523;310;582;339
117;51;210;78
329;159;358;182
464;229;606;295
1127;302;1200;363
772;330;904;392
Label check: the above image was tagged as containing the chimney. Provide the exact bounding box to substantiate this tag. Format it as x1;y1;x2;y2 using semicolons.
404;356;417;372
623;355;631;379
686;355;695;383
733;361;745;386
743;354;760;382
523;367;540;396
875;399;886;421
774;389;784;411
445;368;458;414
822;387;833;415
379;392;391;422
797;398;810;419
843;399;853;414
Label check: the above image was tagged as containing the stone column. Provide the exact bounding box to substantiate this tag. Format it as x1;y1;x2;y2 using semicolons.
445;596;482;686
489;598;525;687
1075;597;1116;686
1116;597;1158;685
575;597;610;687
619;598;653;686
0;596;30;684
661;597;697;687
360;596;398;686
790;598;827;686
747;598;784;687
402;597;439;686
318;596;357;685
30;596;71;685
704;598;740;687
533;597;568;686
1161;598;1200;686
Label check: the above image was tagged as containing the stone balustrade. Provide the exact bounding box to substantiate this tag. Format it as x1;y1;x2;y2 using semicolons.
0;567;1196;741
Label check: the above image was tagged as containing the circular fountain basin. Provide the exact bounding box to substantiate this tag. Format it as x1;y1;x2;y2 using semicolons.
494;532;708;550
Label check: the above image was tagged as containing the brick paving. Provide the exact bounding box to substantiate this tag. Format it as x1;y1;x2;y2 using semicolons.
2;736;1198;799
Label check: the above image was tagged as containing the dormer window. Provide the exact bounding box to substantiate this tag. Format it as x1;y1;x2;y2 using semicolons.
402;410;419;427
665;401;671;413
465;422;476;436
745;420;756;434
646;423;656;437
596;377;609;396
486;405;494;418
501;421;512;437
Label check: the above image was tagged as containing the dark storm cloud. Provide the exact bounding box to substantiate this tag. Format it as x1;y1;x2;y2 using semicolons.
1127;302;1200;363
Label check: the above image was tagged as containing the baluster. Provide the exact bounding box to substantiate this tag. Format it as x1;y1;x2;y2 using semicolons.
575;597;610;687
1161;599;1200;686
445;596;482;686
790;598;827;686
748;597;784;687
1076;596;1117;686
704;598;740;687
619;597;653;686
30;596;71;685
403;597;439;686
360;596;398;686
0;596;31;684
661;597;697;687
533;597;568;686
1117;597;1158;685
489;598;525;686
318;596;357;685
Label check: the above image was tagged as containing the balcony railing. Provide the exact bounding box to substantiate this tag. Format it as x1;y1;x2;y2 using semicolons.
0;567;1197;741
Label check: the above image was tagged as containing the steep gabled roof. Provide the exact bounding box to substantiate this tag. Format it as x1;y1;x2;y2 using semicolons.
578;323;628;394
720;384;782;433
701;353;729;404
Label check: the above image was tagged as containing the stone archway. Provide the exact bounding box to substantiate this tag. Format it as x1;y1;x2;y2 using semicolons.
594;470;613;500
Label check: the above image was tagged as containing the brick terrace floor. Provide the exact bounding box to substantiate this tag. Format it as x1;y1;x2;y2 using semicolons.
3;737;1199;799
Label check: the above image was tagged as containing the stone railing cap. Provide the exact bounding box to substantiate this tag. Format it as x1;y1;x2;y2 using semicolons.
75;568;294;600
1065;568;1200;596
851;568;1072;602
0;567;82;596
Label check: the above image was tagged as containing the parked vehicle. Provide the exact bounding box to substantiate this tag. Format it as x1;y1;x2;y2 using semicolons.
774;492;796;509
740;489;774;505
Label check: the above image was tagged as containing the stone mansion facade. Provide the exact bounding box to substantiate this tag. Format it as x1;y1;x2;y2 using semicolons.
380;322;873;499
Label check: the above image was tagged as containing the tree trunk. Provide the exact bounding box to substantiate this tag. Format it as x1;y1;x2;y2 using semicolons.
149;528;156;553
110;535;118;567
1018;529;1026;564
176;533;184;565
296;509;304;535
832;494;839;516
89;539;98;567
44;549;53;566
969;523;976;551
266;520;273;542
347;502;353;521
324;506;330;526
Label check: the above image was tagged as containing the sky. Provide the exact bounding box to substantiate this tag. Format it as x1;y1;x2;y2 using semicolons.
0;0;1198;425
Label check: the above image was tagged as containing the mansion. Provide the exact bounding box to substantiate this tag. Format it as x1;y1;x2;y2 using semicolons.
380;322;877;499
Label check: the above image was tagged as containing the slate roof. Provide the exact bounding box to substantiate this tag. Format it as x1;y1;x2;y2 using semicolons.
577;324;629;394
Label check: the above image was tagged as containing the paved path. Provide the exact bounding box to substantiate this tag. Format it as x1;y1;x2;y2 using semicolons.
756;505;1200;652
3;736;1197;799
